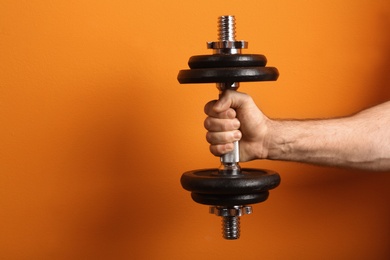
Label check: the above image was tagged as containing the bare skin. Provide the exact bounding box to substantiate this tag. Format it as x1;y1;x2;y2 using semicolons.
204;90;390;171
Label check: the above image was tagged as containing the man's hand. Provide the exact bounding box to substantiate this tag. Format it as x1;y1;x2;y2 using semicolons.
203;90;271;161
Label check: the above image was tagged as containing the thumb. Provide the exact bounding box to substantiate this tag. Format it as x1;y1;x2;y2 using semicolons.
214;90;248;113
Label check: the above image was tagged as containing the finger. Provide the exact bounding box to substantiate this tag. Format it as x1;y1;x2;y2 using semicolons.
214;90;252;113
205;106;237;120
204;100;237;119
204;117;240;132
209;143;235;156
206;130;241;145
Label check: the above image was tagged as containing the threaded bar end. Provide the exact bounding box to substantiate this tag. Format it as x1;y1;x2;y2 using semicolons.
222;216;240;240
218;16;236;41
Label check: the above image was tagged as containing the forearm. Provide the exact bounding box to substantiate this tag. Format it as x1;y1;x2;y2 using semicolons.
265;102;390;171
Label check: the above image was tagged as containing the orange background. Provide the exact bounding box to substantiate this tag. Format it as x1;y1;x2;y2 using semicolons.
1;0;390;259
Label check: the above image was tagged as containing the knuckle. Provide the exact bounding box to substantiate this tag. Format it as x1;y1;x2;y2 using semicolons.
204;100;217;115
209;145;219;156
203;117;211;129
205;132;212;143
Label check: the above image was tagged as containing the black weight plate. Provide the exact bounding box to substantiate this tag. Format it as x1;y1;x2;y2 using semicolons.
188;54;267;69
191;191;269;206
181;168;280;195
177;67;279;84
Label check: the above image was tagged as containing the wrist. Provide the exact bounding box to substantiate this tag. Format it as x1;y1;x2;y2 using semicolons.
263;119;291;161
249;117;283;160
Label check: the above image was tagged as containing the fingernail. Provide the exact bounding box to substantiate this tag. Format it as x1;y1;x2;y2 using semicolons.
227;109;235;119
234;131;241;140
233;119;240;128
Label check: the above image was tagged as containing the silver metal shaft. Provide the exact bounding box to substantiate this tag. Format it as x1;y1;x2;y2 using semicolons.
208;16;252;239
214;15;241;173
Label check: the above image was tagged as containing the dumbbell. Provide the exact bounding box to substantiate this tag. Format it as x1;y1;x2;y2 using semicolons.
177;15;281;240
